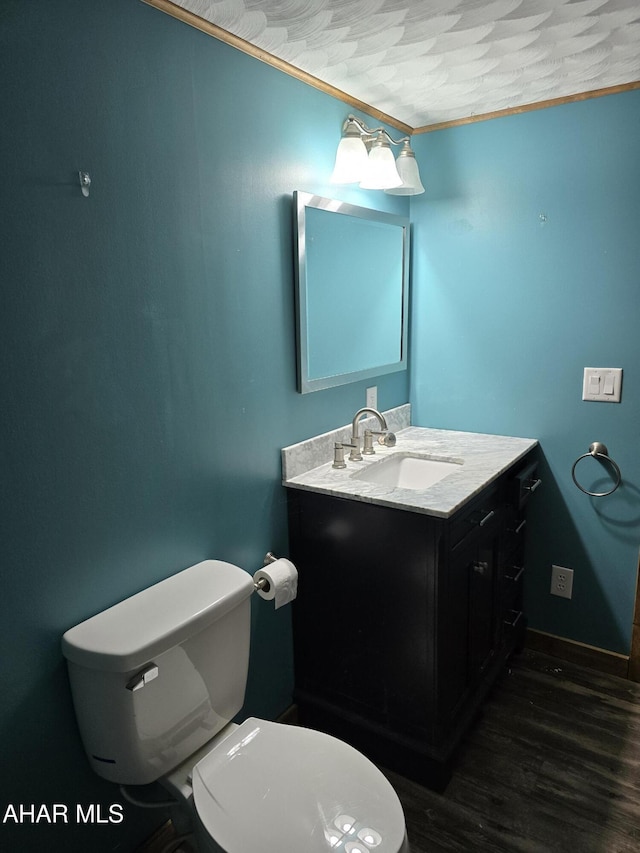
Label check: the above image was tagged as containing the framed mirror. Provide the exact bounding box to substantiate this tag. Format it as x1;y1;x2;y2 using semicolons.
293;191;410;394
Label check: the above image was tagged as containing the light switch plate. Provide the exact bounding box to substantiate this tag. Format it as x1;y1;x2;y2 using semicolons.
582;367;622;403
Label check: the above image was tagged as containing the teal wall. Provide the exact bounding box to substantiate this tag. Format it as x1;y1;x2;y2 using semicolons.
409;91;640;656
0;1;408;850
3;0;638;849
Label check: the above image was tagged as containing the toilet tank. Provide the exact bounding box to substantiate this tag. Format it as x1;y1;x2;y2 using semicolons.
61;560;255;785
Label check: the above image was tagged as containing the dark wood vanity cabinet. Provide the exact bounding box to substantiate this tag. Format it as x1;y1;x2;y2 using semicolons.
287;452;538;790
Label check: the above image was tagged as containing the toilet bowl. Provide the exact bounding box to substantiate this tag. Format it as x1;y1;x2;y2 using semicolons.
165;718;409;853
61;559;409;852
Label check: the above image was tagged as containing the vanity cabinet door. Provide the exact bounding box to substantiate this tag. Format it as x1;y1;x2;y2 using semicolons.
469;520;500;678
439;501;501;724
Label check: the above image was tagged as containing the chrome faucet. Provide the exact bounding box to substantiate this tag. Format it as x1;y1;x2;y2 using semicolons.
332;407;396;468
347;407;389;462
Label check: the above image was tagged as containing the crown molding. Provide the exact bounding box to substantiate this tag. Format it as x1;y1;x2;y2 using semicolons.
412;80;640;134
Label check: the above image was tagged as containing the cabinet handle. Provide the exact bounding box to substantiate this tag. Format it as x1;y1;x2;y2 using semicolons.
507;566;525;583
525;478;542;493
478;510;495;527
504;610;523;628
514;519;527;535
473;560;488;575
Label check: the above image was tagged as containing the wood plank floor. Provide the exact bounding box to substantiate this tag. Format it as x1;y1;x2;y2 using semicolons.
384;650;640;853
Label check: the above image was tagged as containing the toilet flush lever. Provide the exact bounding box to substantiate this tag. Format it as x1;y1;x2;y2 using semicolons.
126;663;159;692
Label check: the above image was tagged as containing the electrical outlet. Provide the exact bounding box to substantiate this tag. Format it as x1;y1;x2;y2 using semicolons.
550;565;574;599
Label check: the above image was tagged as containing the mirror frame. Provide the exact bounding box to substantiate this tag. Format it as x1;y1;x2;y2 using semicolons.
293;191;410;394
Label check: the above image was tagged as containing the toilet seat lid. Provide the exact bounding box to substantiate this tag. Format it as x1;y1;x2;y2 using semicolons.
192;717;407;853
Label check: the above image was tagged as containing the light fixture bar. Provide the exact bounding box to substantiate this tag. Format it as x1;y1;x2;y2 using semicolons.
331;115;424;195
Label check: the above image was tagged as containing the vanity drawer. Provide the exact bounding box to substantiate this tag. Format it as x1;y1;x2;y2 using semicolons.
509;461;541;511
503;609;525;647
450;485;502;552
503;504;529;557
502;561;525;612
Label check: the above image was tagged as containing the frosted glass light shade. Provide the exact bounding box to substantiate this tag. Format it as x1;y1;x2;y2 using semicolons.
386;146;425;195
330;136;368;184
359;143;402;190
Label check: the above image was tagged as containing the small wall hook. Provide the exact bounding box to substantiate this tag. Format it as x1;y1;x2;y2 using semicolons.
78;171;91;197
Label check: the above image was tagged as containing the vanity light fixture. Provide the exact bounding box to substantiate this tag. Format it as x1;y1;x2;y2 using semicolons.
330;115;424;195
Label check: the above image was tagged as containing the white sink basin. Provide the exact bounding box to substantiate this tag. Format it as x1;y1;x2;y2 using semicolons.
351;453;462;491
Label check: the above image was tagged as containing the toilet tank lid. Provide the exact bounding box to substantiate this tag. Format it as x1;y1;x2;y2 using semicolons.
61;560;254;673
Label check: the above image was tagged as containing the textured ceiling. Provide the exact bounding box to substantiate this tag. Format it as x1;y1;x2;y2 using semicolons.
167;0;640;129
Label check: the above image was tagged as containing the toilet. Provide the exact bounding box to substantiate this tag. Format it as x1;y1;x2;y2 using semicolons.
61;559;410;853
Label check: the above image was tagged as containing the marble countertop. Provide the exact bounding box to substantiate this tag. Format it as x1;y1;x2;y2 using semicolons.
282;413;537;518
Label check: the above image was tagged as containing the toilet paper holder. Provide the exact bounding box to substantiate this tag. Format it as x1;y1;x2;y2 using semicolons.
253;552;278;593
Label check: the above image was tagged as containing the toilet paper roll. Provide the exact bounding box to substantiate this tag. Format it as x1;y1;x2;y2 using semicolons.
253;558;298;609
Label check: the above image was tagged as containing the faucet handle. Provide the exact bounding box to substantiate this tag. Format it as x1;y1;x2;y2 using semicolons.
371;430;397;447
362;430;376;455
332;442;347;469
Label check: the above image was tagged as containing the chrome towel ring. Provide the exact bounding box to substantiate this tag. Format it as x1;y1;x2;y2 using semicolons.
571;442;622;497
